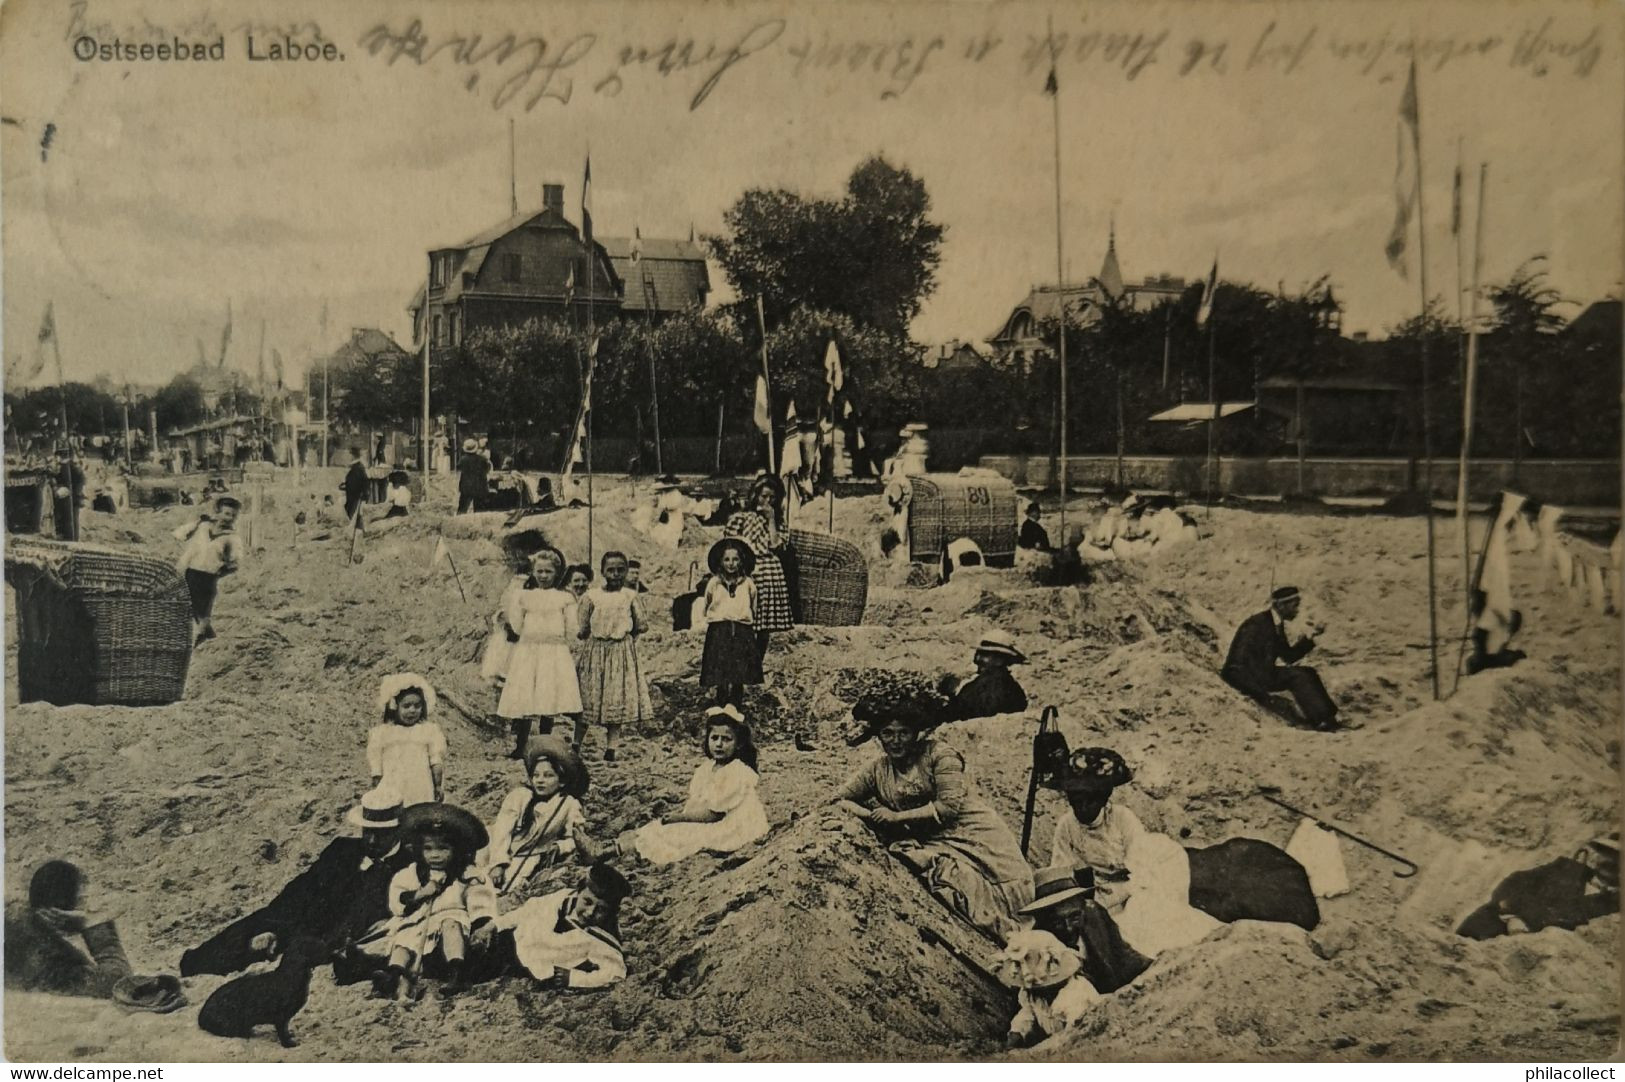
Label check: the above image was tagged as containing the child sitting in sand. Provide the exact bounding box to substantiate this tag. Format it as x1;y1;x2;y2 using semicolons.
574;551;652;761
576;706;768;866
484;737;589;897
368;674;447;808
375;804;495;1000
483;862;630;991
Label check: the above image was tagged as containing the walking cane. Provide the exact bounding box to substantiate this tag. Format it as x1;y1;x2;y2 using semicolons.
1019;706;1058;858
1253;785;1418;878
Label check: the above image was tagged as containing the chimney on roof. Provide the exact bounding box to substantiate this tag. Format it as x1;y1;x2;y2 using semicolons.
542;183;564;216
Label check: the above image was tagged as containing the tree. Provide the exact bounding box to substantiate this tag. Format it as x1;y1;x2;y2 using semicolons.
1482;256;1567;472
332;348;415;431
150;374;206;433
709;155;945;336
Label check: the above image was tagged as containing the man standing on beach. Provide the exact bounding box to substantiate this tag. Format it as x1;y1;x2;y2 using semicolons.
342;448;370;523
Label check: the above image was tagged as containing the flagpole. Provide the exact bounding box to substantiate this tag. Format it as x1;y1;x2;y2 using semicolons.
422;263;433;474
1205;320;1218;515
1047;22;1069;543
584;156;595;565
756;296;776;474
1411;60;1442;702
49;306;78;541
1451;162;1489;696
321;303;330;469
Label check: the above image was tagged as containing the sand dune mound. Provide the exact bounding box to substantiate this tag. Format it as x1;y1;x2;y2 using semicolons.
6;476;1618;1061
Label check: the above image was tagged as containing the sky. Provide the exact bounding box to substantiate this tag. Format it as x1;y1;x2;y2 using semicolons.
2;0;1620;392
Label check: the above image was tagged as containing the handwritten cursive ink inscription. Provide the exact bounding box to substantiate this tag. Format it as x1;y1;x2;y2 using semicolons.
357;18;597;109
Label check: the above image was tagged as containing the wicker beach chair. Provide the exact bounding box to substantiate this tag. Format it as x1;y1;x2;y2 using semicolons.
904;473;1018;570
787;528;868;626
4;538;192;706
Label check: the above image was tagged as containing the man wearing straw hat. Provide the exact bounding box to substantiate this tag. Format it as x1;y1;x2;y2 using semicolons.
456;438;489;514
1221;585;1341;731
1017;866;1150;995
180;787;411;977
949;630;1029;720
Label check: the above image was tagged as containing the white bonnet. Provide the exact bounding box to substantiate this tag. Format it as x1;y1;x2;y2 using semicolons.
377;672;438;714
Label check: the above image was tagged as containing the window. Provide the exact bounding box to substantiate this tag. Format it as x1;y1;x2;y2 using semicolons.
503;253;522;282
450;311;460;346
432;314;443;346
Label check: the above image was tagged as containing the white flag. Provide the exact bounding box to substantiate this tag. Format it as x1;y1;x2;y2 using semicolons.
823;340;843;400
1196;259;1218;329
432;536;450;568
1385;60;1421;279
753;375;770;434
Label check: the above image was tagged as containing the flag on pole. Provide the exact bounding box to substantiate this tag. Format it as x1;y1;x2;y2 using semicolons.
1385;60;1421;279
569;409;589;467
581;156;593;247
271;348;284;390
432;536;450;568
219;299;233;367
1450;159;1462;238
1043;67;1058;95
1195;259;1219;328
753;374;770;434
823;340;843;403
19;304;51;382
779;426;803;479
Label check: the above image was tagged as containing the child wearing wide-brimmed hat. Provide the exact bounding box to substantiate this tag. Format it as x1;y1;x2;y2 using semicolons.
575;706;768;866
376;803;495;1000
700;538;761;708
368;674;447;808
483;736;589;896
1043;746;1145;914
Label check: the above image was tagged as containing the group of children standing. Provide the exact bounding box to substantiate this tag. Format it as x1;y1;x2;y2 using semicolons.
481;546;653;763
359;672;769;1000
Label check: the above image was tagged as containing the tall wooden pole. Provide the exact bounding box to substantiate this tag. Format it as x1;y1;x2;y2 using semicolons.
1453;162;1489;689
643;271;664;474
1412;63;1442;702
422;262;432;472
714;400;725;476
49;311;77;541
1049;23;1069;541
1205;321;1218;514
756;296;776;474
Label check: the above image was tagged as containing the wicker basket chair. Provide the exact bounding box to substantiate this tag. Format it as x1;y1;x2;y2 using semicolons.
904;473;1018;569
4;538;192;706
787;528;868;626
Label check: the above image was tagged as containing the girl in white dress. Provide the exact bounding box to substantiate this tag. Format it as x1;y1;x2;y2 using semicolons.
367;673;447;808
497;548;582;761
575;706;768;866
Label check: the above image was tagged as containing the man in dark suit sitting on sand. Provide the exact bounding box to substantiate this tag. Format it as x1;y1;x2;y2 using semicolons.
180;788;412;978
1221;585;1343;731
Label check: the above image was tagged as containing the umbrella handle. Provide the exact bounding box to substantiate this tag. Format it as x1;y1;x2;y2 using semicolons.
1255;790;1419;879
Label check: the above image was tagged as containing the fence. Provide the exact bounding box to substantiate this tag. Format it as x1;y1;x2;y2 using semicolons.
978;454;1621;506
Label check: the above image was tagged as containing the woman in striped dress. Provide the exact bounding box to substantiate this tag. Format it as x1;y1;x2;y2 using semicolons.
725;475;794;663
